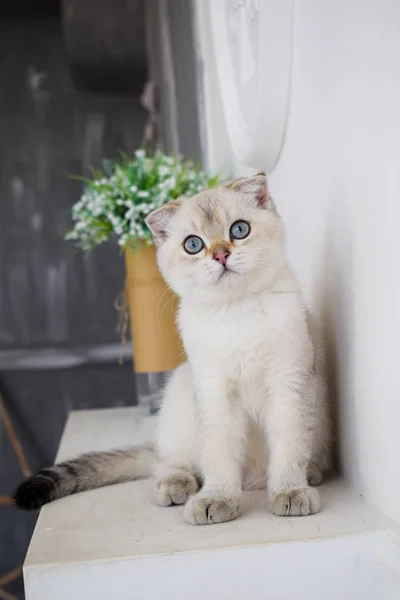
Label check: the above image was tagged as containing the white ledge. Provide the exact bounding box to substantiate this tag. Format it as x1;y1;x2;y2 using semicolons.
24;408;400;600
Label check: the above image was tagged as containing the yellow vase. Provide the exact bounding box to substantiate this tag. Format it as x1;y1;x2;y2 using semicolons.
125;245;185;374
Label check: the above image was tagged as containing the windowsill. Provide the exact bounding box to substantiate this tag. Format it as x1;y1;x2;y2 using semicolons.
23;408;399;599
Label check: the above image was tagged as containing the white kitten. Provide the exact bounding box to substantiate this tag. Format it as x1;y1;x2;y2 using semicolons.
15;174;331;525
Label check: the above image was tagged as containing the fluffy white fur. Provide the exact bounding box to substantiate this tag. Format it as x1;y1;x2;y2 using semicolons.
149;174;331;524
15;174;330;524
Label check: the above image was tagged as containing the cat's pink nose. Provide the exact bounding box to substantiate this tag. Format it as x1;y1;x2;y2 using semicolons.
213;250;230;265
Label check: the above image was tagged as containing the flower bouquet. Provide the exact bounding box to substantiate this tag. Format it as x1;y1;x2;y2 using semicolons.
67;149;220;411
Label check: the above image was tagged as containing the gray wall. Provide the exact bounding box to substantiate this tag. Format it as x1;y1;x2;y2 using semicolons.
0;12;146;598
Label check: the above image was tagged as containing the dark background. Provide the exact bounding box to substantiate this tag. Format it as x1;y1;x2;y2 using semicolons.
0;1;147;597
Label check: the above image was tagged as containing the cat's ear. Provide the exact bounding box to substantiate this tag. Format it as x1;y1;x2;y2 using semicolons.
144;201;180;244
225;172;269;208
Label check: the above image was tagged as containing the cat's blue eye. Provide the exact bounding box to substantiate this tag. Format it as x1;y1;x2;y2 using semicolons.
230;220;250;240
183;235;205;255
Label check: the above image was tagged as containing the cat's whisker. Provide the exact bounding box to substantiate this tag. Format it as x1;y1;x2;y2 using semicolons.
156;284;174;320
157;290;178;333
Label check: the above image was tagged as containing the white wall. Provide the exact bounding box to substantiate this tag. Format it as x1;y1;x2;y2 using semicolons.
195;0;400;524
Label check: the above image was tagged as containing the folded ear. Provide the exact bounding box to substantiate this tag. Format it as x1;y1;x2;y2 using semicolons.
144;201;180;244
225;173;269;208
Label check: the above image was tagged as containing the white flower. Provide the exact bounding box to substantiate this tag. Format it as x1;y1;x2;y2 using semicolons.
158;165;171;177
165;177;176;189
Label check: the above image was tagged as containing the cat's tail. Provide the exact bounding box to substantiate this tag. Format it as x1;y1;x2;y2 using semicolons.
14;444;156;511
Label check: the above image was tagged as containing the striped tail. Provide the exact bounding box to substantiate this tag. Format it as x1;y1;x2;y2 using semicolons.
14;444;155;511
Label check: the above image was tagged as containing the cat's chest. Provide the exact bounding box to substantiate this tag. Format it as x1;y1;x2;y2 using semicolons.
179;298;285;361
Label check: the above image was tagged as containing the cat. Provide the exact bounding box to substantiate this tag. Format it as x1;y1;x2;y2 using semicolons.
15;173;331;524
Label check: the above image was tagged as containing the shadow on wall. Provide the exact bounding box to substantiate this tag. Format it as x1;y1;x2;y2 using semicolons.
319;192;355;480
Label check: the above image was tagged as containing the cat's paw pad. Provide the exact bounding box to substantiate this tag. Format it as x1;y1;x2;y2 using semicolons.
184;493;239;525
272;487;320;516
155;473;198;506
307;463;324;486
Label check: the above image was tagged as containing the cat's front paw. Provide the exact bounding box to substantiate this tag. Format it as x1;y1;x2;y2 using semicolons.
307;463;324;486
155;472;198;506
184;492;239;525
271;487;320;517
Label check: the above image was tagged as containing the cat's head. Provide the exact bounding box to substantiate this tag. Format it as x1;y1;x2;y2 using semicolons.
145;174;286;301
